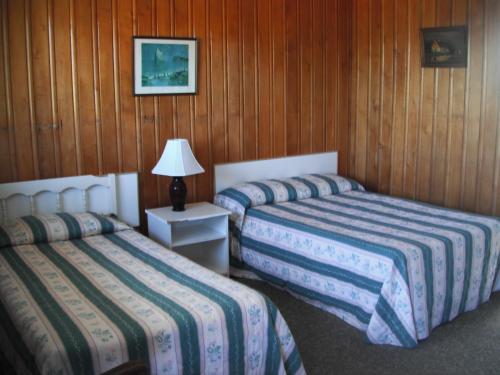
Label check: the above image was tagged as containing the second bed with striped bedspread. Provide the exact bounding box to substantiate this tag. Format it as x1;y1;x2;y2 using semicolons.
215;174;500;347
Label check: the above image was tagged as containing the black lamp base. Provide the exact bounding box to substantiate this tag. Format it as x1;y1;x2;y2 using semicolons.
170;176;187;211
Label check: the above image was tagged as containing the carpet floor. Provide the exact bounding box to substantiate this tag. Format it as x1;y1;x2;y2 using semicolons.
238;278;500;375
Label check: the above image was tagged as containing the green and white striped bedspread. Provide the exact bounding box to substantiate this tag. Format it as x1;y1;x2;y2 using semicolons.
0;228;304;374
215;176;500;347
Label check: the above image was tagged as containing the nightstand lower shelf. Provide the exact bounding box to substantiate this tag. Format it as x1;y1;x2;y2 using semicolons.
172;239;228;275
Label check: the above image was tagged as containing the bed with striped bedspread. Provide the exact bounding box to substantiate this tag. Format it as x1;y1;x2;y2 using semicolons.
0;213;304;375
215;174;500;348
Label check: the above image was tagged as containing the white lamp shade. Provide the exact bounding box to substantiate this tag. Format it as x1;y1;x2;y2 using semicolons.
152;139;205;177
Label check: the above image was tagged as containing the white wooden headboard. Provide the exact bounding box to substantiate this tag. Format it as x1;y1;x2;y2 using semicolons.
0;173;140;226
214;151;338;193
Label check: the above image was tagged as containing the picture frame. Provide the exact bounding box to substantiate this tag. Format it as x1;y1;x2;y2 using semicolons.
421;26;468;68
133;37;197;95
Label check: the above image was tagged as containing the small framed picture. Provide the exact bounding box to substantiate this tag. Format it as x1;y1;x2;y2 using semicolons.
133;37;197;95
421;26;468;68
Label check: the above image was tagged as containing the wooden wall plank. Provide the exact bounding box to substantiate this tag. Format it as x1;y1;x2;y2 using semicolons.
156;0;174;206
402;0;423;199
365;0;381;190
429;0;452;204
377;0;394;194
415;0;436;202
390;0;409;196
96;0;119;173
53;0;77;177
74;0;98;175
31;0;57;179
7;0;36;180
311;0;325;154
192;0;210;203
0;0;13;182
298;0;312;154
493;0;500;215
476;0;499;214
462;0;484;211
241;0;257;160
353;0;369;183
174;0;195;203
136;0;158;212
257;0;272;158
444;0;467;208
117;0;137;172
337;0;351;175
209;0;225;164
285;0;299;155
271;0;286;157
225;0;241;162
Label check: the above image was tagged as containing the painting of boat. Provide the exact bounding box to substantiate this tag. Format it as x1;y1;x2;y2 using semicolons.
134;37;197;95
421;26;467;67
141;43;189;86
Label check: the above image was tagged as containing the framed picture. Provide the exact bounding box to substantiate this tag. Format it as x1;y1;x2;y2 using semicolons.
133;37;197;95
421;26;468;68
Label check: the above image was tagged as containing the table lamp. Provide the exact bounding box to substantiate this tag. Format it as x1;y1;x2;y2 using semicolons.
152;139;205;211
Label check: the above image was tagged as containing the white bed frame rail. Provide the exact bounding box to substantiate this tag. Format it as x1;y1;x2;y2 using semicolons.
214;151;338;193
0;173;140;226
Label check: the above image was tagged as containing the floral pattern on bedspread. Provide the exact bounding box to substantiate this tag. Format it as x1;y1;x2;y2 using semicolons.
0;229;304;375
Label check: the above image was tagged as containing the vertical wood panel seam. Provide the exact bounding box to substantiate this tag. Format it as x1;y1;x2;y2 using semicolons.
2;0;17;180
47;0;61;176
473;0;488;212
69;0;82;174
91;0;103;174
24;0;40;179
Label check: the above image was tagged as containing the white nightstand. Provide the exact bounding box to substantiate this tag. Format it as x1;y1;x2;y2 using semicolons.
145;202;230;275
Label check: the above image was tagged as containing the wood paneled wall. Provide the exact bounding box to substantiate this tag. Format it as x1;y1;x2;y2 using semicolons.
350;0;500;216
0;0;351;224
